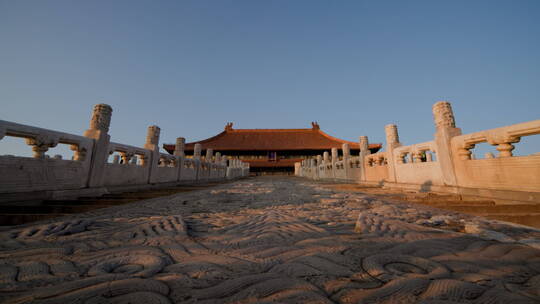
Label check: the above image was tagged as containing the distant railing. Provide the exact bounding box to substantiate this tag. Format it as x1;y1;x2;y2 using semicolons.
394;141;436;164
108;142;151;166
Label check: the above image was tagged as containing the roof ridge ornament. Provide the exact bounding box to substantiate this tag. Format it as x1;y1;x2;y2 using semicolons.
225;122;234;131
311;121;320;130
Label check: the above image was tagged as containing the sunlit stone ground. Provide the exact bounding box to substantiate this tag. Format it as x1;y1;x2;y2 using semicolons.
1;176;539;303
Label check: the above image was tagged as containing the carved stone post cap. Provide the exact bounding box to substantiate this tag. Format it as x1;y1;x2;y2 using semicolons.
331;148;338;162
206;148;214;160
433;100;451;108
146;125;161;146
385;124;400;145
174;137;186;157
194;143;202;158
432;101;456;129
359;136;369;149
93;103;112;112
323;151;329;162
89;103;113;132
342;143;350;157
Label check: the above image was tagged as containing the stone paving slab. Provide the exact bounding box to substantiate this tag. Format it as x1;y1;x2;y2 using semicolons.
0;177;539;303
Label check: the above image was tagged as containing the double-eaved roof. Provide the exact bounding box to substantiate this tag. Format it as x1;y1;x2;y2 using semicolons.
163;122;381;153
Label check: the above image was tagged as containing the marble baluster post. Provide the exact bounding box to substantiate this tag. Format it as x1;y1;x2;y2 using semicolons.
433;101;461;186
174;137;185;181
331;148;338;179
193;143;202;180
84;104;113;188
342;143;350;180
206;148;213;162
359;136;370;182
385;124;401;183
144;125;161;183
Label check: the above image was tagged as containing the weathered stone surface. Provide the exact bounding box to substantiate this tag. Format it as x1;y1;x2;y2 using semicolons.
0;177;538;303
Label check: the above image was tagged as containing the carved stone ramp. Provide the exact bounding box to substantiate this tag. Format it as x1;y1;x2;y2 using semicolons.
0;176;539;304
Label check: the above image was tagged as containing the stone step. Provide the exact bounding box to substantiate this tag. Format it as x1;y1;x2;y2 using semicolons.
481;214;540;229
419;200;497;206
0;204;107;214
44;199;136;206
0;214;69;226
442;204;540;213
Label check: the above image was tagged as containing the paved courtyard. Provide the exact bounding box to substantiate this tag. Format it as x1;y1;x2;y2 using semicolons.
1;177;539;303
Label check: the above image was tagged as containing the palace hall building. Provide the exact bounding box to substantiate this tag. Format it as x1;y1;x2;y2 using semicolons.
163;122;382;174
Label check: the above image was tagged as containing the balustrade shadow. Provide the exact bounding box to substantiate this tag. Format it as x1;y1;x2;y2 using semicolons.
419;180;433;193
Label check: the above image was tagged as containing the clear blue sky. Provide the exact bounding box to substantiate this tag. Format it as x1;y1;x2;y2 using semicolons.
1;0;539;158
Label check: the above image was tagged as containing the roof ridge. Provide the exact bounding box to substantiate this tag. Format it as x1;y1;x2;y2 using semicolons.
316;129;358;145
161;125;383;154
230;128;314;133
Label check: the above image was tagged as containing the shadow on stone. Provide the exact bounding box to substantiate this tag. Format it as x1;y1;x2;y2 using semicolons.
420;180;433;193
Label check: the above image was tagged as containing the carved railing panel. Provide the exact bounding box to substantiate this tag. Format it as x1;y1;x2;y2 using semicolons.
0;120;94;193
451;120;540;192
107;142;151;166
365;151;388;167
393;142;437;165
452;120;540;160
1;120;94;162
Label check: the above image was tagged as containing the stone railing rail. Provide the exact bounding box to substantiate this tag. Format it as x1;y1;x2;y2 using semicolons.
362;151;389;183
0;104;249;202
296;101;540;203
183;158;197;168
452;120;540;160
450;120;540;194
0;120;94;161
